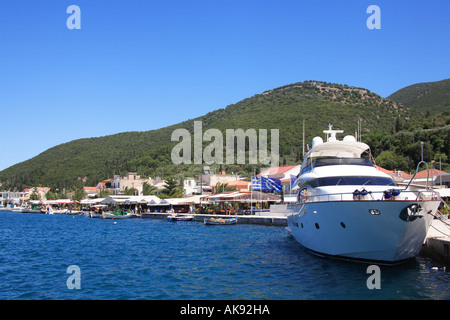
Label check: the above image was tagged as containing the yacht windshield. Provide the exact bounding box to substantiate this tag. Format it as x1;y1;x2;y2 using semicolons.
316;176;396;187
302;157;373;174
314;158;373;167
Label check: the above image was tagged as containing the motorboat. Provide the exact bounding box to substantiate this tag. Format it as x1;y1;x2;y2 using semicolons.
41;206;54;214
204;217;237;225
102;211;136;219
286;125;441;264
89;212;103;218
167;213;194;222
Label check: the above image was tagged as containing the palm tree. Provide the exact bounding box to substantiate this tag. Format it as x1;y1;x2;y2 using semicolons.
212;182;236;194
143;182;158;195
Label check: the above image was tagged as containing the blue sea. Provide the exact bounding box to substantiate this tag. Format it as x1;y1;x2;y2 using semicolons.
0;210;448;300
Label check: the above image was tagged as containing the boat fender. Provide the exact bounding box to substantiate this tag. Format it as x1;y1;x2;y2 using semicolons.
391;189;401;197
360;188;368;196
383;190;392;199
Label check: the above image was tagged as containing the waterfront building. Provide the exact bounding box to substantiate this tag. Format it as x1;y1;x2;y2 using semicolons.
374;165;412;184
403;168;449;188
201;191;281;213
83;186;98;198
98;173;156;196
22;187;51;201
183;178;198;195
0;191;26;205
223;180;251;192
196;173;243;194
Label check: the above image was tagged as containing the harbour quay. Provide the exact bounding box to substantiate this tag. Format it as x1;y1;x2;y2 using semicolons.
141;212;287;227
421;218;450;266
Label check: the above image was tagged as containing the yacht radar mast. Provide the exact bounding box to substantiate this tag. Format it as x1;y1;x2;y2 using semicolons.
323;124;344;142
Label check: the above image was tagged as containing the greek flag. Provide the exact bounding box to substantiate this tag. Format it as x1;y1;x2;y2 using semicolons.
251;176;261;191
290;175;297;190
261;176;282;192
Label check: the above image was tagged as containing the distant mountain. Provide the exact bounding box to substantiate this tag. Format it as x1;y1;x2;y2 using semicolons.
0;80;406;190
387;78;450;116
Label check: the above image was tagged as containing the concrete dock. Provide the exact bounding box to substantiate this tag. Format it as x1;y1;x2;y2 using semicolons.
141;212;287;226
421;218;450;266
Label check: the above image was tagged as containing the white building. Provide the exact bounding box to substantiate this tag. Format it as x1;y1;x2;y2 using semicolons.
107;172;155;196
0;191;26;205
183;178;198;195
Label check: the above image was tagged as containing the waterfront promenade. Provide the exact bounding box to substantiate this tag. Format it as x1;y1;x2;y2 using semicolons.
141;212;287;226
422;218;450;266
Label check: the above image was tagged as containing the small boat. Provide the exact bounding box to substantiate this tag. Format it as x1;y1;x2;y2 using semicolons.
53;209;68;214
89;212;103;218
167;214;194;222
41;206;54;214
102;212;136;219
65;210;81;215
21;208;42;214
204;217;237;225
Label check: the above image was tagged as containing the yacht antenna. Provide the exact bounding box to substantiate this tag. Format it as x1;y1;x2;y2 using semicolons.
323;124;343;142
420;141;424;162
302;118;305;158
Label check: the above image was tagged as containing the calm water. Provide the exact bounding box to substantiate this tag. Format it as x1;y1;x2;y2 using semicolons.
0;210;448;300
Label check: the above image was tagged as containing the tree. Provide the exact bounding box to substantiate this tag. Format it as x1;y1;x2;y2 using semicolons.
142;182;157;196
375;151;411;171
395;117;403;133
98;189;112;198
72;187;86;203
45;190;58;200
212;182;236;194
123;187;138;196
404;142;433;164
161;177;184;198
29;188;39;201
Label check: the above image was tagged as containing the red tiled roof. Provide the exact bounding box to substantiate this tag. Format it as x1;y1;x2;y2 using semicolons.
414;169;448;178
374;165;412;179
258;165;299;177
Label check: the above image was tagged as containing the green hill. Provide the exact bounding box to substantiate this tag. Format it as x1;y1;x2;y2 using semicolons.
387;78;450;117
0;80;407;190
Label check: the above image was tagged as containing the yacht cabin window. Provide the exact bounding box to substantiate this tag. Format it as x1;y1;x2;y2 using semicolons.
301;176;396;188
301;157;373;174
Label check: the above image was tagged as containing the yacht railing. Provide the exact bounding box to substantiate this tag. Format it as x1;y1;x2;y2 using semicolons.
405;160;430;190
301;189;440;203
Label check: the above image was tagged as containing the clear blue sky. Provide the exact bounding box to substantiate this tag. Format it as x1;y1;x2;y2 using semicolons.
0;0;449;171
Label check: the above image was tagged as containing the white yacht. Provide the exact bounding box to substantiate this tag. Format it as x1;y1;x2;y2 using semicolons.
287;125;441;264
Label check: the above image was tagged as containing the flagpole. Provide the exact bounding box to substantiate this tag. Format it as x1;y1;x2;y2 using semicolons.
259;175;262;213
302;118;305;159
252;168;255;215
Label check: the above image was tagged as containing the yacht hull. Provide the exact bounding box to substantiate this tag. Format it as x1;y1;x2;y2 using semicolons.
286;200;440;264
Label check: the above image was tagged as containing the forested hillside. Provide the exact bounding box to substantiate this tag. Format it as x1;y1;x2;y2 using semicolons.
2;79;449;191
388;78;450;117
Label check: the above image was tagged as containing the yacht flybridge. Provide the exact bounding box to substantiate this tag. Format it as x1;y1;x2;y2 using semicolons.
287;125;440;264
